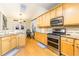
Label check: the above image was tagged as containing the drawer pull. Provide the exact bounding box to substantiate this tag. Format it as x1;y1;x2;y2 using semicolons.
66;40;73;43
76;46;79;48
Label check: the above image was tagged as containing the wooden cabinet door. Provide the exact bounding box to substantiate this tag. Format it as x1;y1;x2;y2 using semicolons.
38;12;51;27
42;14;46;27
10;35;17;49
56;4;63;17
18;34;26;47
35;32;47;45
0;38;1;55
63;3;79;25
61;40;68;55
61;37;74;56
2;37;10;55
61;37;66;52
74;40;79;56
65;41;74;56
37;17;40;27
37;18;39;27
50;9;56;19
40;15;44;27
37;16;43;27
38;33;47;45
44;12;51;27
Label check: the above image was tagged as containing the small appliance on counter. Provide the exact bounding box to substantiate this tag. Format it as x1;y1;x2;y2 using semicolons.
47;28;66;55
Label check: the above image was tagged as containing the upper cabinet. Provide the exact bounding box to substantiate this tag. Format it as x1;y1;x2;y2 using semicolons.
44;12;51;27
63;3;79;25
37;4;79;27
37;17;41;27
41;14;45;27
50;9;56;19
56;4;63;17
37;11;51;28
37;16;43;27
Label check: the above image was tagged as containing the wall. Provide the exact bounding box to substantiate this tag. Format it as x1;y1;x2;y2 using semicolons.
0;12;3;30
7;17;31;33
31;19;52;33
66;27;79;36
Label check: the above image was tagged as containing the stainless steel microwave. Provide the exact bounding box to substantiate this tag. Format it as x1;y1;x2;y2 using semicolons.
50;16;64;26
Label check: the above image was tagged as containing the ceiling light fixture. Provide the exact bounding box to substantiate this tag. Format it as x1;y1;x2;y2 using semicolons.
20;4;27;13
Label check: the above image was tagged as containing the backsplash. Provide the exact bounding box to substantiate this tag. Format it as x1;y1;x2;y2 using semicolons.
36;28;52;33
32;19;52;33
66;28;79;35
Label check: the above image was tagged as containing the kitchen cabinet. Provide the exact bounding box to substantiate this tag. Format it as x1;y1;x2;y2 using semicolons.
50;9;56;19
41;33;47;45
10;35;17;49
18;34;26;47
42;14;46;27
2;36;11;55
39;16;43;27
61;37;74;56
56;4;63;17
74;40;79;56
37;17;39;27
63;3;79;25
40;12;51;27
35;32;40;41
37;12;51;27
45;12;51;27
37;17;42;27
0;38;1;55
35;32;47;45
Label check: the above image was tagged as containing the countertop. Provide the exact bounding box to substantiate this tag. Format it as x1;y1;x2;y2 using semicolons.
61;34;79;40
47;33;79;40
0;30;26;38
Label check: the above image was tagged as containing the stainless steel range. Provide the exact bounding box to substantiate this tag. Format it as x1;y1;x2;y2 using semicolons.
47;28;66;55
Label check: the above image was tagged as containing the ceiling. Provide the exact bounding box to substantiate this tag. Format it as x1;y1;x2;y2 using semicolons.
0;3;58;21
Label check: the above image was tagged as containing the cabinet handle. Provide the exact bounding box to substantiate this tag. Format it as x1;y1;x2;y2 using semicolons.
72;45;74;46
76;46;79;48
66;40;73;43
76;44;79;45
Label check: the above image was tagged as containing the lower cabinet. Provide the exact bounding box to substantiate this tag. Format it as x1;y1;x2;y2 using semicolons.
74;40;79;56
0;34;26;55
10;35;17;49
2;36;11;55
0;38;2;55
35;32;47;45
61;37;74;56
17;34;26;47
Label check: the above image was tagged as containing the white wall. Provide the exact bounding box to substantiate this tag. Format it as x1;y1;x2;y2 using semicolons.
31;19;52;33
66;28;79;35
0;12;3;30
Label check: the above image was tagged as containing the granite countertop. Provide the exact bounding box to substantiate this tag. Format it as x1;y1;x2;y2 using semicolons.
0;30;26;38
61;34;79;40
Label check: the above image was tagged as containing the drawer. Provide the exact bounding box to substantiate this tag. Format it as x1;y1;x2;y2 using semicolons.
75;40;79;45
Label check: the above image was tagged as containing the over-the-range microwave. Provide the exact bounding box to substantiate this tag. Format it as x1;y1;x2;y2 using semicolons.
50;16;64;26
